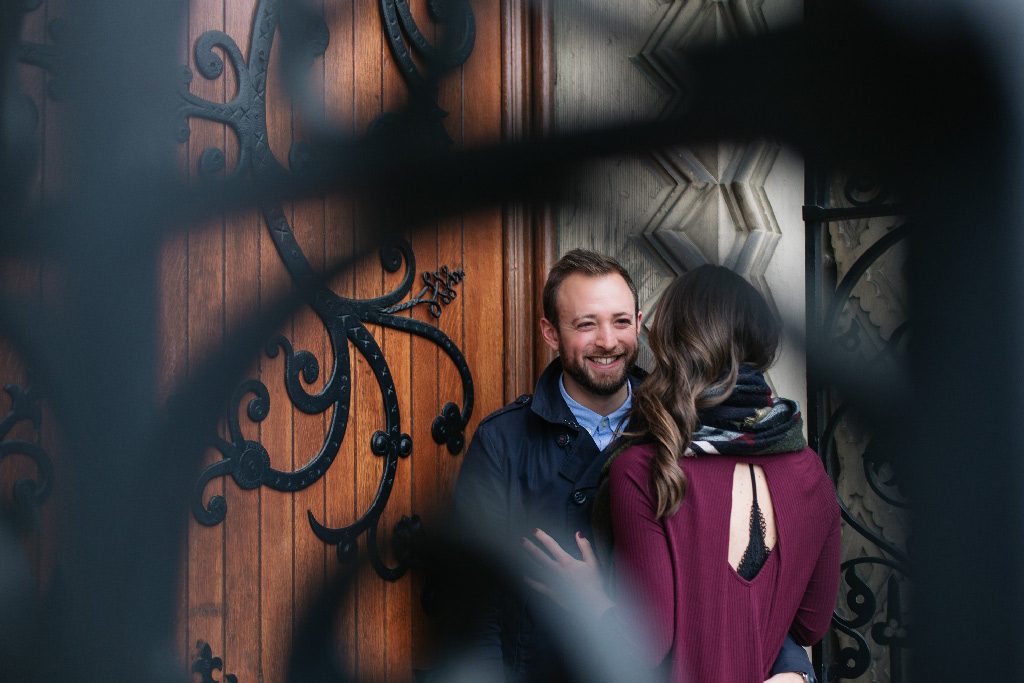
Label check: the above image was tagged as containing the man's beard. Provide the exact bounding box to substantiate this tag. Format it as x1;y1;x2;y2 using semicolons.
561;346;638;397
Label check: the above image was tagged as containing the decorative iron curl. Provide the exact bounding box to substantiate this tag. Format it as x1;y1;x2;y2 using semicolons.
832;558;911;681
307;243;472;576
830;620;873;680
11;3;63;208
383;266;465;318
191;641;237;683
859;319;911;513
381;0;475;95
16;5;68;102
182;0;474;581
380;0;476;144
822;222;910;345
818;320;911;564
815;193;911;679
820;404;908;564
0;383;52;526
843;174;891;207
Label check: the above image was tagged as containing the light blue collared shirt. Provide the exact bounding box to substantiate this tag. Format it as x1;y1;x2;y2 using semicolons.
558;374;632;451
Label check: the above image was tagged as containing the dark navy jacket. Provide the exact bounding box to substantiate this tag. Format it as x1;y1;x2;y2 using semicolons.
453;359;814;681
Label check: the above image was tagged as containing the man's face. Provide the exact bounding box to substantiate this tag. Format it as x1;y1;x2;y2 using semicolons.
541;272;641;399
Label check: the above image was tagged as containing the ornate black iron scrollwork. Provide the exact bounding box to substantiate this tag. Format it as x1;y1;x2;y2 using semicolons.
0;382;52;527
9;3;61;213
380;0;475;144
862;432;907;509
816;341;911;680
843;174;891;208
809;168;911;680
381;0;475;96
831;559;911;681
16;3;67;102
4;4;56;529
182;0;475;581
821;223;909;342
383;266;465;319
191;641;237;683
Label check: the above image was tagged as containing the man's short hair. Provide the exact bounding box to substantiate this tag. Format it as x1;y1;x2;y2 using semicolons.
542;249;639;326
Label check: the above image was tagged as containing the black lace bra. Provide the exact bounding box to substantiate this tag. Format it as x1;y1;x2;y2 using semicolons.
736;464;771;580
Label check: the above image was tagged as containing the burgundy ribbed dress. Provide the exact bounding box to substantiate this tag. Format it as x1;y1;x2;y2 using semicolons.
607;444;840;683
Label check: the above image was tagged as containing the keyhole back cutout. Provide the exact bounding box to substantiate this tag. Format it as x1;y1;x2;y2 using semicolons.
727;463;778;577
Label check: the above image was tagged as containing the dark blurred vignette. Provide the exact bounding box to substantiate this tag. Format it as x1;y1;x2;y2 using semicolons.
1;0;1022;680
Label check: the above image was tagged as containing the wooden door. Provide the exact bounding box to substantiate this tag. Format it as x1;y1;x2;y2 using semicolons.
7;0;554;679
168;1;507;681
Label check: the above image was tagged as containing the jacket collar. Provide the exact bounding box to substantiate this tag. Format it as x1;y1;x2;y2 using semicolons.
530;358;647;431
530;358;578;427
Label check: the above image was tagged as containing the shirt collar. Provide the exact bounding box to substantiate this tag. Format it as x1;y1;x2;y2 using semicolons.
558;373;633;435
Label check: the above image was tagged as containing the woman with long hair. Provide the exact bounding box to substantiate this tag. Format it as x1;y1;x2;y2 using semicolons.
526;265;840;683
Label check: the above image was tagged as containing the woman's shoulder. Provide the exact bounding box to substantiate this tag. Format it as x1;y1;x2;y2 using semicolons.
768;447;838;508
606;440;657;481
785;446;830;476
766;446;828;476
614;440;657;464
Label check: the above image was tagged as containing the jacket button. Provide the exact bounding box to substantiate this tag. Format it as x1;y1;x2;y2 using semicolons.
572;490;587;505
557;434;570;447
516;394;531;405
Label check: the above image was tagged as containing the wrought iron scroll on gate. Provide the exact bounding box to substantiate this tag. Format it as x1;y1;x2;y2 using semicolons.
0;381;52;527
180;0;475;581
15;5;66;102
805;170;911;681
7;2;59;529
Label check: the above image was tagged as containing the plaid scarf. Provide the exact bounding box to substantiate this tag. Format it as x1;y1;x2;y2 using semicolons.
687;365;805;456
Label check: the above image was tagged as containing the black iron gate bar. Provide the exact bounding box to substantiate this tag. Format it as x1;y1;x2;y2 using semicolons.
803;204;907;223
805;166;910;682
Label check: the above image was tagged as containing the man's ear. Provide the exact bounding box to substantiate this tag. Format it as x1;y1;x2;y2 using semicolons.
637;310;643;326
540;317;561;353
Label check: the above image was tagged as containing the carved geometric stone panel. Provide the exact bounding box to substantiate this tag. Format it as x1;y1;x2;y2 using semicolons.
553;0;805;405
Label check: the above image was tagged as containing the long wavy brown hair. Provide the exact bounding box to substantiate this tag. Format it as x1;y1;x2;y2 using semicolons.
630;265;781;518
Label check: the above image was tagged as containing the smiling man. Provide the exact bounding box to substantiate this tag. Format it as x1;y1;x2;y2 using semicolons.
452;250;814;682
451;250;642;681
539;262;641;421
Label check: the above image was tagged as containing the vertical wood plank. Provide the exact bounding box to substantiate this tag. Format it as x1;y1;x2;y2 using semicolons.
0;339;32;553
222;219;263;679
168;1;191;668
34;0;70;603
186;0;226;670
456;31;507;671
291;0;329;665
531;0;558;373
380;5;413;680
351;266;386;683
108;0;191;664
353;1;386;680
164;208;190;672
380;263;414;683
433;5;466;515
260;8;296;682
464;0;507;443
408;216;440;674
3;0;47;583
501;0;543;402
409;8;443;665
322;0;358;677
223;2;263;680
